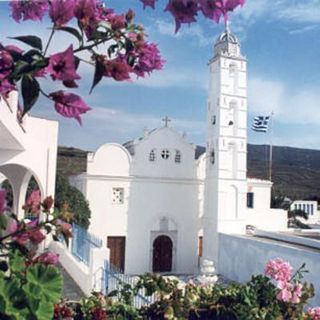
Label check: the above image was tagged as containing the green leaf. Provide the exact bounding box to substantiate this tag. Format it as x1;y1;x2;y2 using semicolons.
24;264;63;304
90;58;105;93
56;26;82;43
10;35;43;51
0;214;8;231
9;251;25;274
23;49;43;63
0;275;28;319
107;44;118;58
21;76;40;115
34;301;54;320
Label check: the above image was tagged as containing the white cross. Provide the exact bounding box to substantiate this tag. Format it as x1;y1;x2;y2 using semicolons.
162;116;171;127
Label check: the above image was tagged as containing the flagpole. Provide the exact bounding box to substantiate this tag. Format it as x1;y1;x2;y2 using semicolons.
269;112;274;181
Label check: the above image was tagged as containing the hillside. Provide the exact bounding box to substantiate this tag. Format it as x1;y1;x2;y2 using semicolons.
57;144;320;200
247;144;320;200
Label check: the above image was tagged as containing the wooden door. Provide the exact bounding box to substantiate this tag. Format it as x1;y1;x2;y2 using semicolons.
107;236;126;272
152;235;173;273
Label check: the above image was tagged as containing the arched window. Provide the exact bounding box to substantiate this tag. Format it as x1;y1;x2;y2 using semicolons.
149;149;156;162
229;63;237;76
175;150;181;163
210;149;215;164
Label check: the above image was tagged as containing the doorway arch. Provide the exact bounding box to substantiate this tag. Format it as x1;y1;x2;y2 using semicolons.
152;235;173;273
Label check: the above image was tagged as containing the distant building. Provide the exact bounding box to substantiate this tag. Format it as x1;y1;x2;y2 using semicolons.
290;200;320;224
70;27;287;275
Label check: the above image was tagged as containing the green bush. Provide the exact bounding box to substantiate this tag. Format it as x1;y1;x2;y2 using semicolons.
55;173;91;229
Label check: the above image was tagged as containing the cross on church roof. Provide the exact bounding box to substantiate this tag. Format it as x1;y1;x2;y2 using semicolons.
162;116;171;127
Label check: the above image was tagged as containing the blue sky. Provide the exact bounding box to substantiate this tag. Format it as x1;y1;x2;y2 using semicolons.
1;0;320;151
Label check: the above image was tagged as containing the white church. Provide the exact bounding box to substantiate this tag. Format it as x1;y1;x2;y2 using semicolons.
70;28;288;275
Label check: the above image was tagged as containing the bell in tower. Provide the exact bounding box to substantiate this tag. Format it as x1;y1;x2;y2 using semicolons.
213;22;242;58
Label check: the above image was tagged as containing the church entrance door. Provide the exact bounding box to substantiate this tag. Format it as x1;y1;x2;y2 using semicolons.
107;236;126;272
152;235;173;273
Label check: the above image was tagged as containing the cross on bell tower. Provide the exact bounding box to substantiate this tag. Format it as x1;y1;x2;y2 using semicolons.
162;116;171;127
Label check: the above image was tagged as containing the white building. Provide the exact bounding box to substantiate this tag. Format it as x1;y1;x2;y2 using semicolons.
0;91;58;218
290;200;320;224
71;28;287;275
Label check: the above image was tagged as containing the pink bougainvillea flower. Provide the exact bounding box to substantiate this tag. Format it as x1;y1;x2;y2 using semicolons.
265;258;292;282
10;0;49;23
4;44;23;55
140;0;157;9
0;50;14;80
0;79;16;98
7;220;18;234
199;0;245;22
199;0;224;22
222;0;246;21
165;0;199;32
15;228;45;246
108;14;126;30
23;190;41;214
42;196;54;212
134;42;164;77
224;0;246;11
14;232;30;246
50;90;91;125
0;189;7;214
307;307;320;320
47;45;80;83
33;67;48;78
104;56;132;81
29;229;45;245
74;0;99;27
49;0;76;27
36;251;59;265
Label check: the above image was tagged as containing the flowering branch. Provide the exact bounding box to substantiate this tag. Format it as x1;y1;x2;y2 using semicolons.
1;0;165;124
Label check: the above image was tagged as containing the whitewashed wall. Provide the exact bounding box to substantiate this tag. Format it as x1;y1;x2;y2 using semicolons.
219;233;320;306
50;241;109;295
125;179;201;275
0;91;58;218
291;200;320;224
130;127;197;179
247;179;288;231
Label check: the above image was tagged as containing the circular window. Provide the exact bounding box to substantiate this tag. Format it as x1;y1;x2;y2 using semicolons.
161;149;170;160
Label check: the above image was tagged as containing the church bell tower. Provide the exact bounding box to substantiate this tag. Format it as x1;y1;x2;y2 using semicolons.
202;26;248;266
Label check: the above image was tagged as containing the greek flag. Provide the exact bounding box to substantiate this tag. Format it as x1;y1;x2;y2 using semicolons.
252;116;270;132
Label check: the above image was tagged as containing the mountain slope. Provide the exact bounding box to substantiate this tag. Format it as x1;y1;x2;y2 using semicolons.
57;144;320;200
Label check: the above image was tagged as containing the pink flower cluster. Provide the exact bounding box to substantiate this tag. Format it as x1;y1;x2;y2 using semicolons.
0;47;16;98
141;0;246;31
14;219;45;246
307;307;320;320
102;41;164;82
277;281;302;304
23;190;41;215
7;0;165;125
10;0;49;22
265;258;303;304
10;0;127;38
35;251;59;265
265;258;292;282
